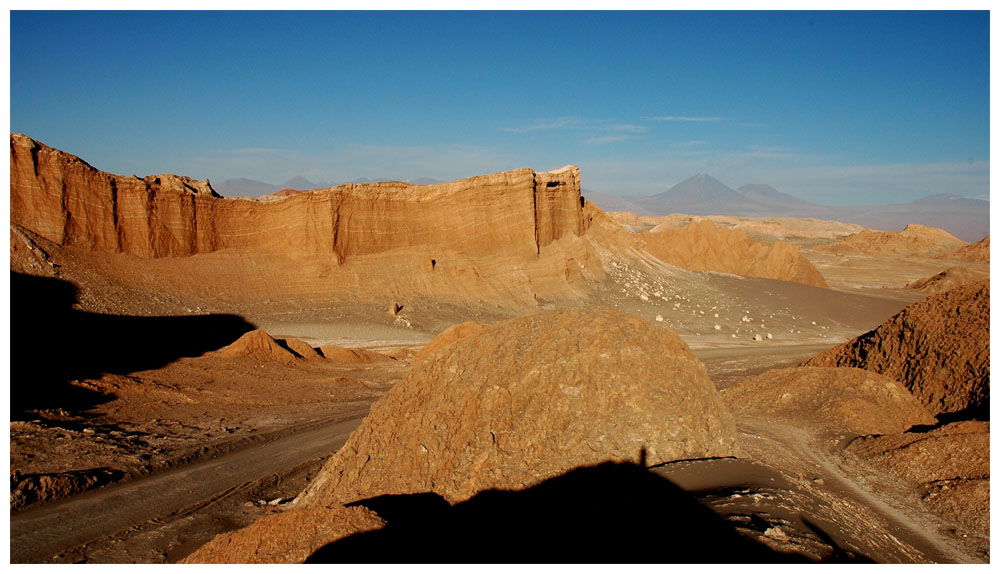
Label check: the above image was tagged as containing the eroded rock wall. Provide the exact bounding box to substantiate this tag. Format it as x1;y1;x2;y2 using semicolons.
10;134;584;261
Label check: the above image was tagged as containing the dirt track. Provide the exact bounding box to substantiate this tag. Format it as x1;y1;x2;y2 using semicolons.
10;411;368;564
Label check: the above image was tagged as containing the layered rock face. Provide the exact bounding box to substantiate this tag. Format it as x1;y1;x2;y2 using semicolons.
805;281;989;418
641;219;828;288
813;224;967;256
297;308;735;507
10;134;585;261
721;367;935;435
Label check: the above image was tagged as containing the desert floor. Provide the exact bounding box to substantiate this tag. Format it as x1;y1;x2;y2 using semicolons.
9;250;989;564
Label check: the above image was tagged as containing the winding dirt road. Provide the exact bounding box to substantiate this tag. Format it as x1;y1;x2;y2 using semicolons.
10;411;367;564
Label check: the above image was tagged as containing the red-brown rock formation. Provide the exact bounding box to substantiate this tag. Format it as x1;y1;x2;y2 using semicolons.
10;133;585;261
641;219;828;288
721;367;935;435
813;224;967;256
804;281;989;418
297;308;735;507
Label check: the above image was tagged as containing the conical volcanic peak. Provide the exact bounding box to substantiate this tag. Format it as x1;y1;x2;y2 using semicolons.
665;173;744;202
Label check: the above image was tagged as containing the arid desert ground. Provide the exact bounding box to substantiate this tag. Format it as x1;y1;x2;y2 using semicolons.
8;133;990;563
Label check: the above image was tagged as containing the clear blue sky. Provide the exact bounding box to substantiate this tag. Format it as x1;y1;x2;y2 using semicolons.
10;10;990;204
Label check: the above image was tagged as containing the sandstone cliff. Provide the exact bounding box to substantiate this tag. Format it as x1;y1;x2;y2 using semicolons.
812;224;967;256
640;219;828;288
805;281;989;418
10;133;584;261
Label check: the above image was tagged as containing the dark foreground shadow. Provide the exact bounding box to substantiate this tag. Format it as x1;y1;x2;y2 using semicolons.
308;461;865;563
10;272;256;418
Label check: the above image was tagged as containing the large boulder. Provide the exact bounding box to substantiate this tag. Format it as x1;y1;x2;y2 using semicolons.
721;367;935;435
804;281;989;418
298;307;735;507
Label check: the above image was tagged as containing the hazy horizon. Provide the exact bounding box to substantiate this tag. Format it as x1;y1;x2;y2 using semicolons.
10;10;990;204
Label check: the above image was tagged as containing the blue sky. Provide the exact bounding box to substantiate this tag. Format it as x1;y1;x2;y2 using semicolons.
10;10;990;204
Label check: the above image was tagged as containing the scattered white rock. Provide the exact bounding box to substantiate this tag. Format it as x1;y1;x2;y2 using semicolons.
713;324;721;331
655;315;664;322
766;333;773;339
753;334;763;342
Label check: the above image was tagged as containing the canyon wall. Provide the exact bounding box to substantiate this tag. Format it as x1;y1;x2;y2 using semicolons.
10;134;584;261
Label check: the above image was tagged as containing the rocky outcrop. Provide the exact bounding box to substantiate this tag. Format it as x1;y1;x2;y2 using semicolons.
410;321;487;364
805;281;989;418
939;235;989;262
905;266;987;295
297;308;735;508
847;421;989;537
10;134;585;261
641;219;828;288
812;224;967;256
721;367;935;435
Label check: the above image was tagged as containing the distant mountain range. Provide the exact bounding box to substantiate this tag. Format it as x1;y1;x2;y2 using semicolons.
214;175;445;197
584;173;989;242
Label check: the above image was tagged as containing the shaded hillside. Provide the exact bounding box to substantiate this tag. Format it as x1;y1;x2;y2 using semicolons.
9;272;255;418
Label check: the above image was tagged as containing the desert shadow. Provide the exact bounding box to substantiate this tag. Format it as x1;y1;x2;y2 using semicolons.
10;272;256;418
307;460;869;563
